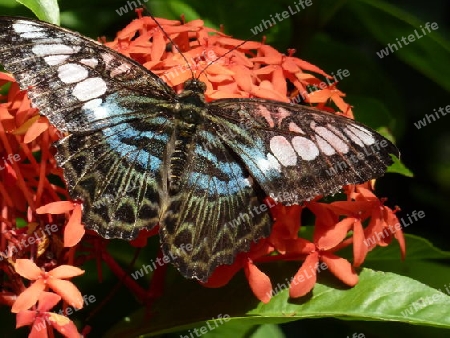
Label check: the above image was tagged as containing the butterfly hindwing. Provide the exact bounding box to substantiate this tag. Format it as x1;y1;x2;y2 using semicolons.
159;127;271;281
55;115;175;239
208;99;399;203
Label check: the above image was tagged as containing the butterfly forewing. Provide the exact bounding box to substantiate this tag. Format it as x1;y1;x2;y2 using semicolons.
0;16;399;282
208;99;399;203
0;17;175;132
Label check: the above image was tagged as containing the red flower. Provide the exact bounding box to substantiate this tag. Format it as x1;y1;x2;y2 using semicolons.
16;291;80;338
36;201;85;247
283;202;359;298
204;240;274;303
12;259;84;313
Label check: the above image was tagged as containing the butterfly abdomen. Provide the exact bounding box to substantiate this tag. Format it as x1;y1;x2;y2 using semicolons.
169;124;196;195
169;92;207;194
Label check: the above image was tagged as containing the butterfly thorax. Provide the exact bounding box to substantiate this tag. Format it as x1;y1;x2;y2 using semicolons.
168;79;207;194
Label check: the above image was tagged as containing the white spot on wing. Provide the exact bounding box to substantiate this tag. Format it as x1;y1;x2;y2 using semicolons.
13;21;43;33
258;105;275;128
32;44;79;56
289;122;305;134
83;98;109;120
80;58;98;68
292;136;319;160
314;126;349;153
257;153;281;173
110;63;132;77
72;77;107;101
348;124;376;145
44;55;70;66
344;127;364;147
58;63;88;84
83;98;102;109
20;31;46;39
101;53;114;66
326;124;348;141
275;107;291;126
269;136;297;166
316;136;335;155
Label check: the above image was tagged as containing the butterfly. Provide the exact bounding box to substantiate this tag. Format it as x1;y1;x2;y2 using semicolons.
0;16;399;282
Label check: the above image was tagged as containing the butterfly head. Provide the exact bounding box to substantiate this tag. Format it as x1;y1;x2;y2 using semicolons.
176;79;207;110
183;79;206;94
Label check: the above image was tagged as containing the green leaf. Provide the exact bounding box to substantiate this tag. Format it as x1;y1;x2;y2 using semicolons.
15;217;27;228
104;267;450;337
387;154;413;177
249;324;285;338
168;321;282;338
349;0;450;92
366;234;450;261
362;234;450;290
14;0;59;24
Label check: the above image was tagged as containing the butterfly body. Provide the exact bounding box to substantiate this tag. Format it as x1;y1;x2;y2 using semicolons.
0;17;399;281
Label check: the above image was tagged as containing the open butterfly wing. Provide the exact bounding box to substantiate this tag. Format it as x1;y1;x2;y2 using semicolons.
207;99;399;204
55;116;175;239
0;16;175;133
0;16;179;239
159;126;271;281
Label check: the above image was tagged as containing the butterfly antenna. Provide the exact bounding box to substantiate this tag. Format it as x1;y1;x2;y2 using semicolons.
145;9;195;79
197;39;250;79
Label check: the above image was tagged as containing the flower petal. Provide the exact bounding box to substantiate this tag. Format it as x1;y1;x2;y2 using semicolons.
250;84;289;102
316;217;354;250
29;317;48;338
271;66;287;97
36;201;75;214
16;310;36;328
11;279;46;313
0;106;14;120
15;259;42;280
150;30;165;62
47;312;81;338
289;251;318;298
12;114;40;135
24;119;49;143
386;207;406;259
352;220;368;267
291;57;330;77
244;260;272;304
49;265;84;279
63;204;85;247
47;279;84;309
230;64;253;92
330;92;351;114
0;71;15;82
37;291;61;312
321;253;358;286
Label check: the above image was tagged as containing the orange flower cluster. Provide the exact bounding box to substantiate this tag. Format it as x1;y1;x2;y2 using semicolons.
0;9;404;337
0;70;85;336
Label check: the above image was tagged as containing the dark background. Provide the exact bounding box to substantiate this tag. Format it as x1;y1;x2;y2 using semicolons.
0;0;449;337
